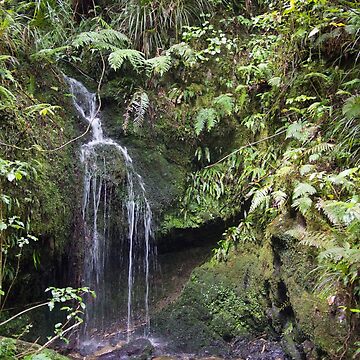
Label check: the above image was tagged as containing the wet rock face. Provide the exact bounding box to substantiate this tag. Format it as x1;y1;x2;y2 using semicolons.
97;338;154;360
232;338;289;360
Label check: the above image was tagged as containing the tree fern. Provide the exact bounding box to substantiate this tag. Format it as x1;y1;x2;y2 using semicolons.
108;49;145;72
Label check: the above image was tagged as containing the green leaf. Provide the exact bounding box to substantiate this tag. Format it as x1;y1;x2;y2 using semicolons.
342;96;360;120
292;196;313;215
293;182;317;199
194;108;218;135
72;29;129;50
213;94;234;116
108;49;145;72
145;55;172;77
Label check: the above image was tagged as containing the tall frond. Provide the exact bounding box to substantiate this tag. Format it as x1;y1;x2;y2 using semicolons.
124;90;150;127
108;49;145;71
72;29;129;50
250;185;271;212
145;55;172;77
194;108;218;135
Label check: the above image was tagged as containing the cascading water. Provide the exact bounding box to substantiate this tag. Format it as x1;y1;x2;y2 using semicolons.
65;76;155;342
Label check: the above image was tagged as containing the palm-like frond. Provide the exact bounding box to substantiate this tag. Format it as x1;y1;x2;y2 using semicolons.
108;49;145;71
145;55;172;76
72;29;129;50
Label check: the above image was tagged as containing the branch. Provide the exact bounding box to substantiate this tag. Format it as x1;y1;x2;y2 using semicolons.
36;321;81;353
0;302;49;327
205;129;287;168
0;59;107;153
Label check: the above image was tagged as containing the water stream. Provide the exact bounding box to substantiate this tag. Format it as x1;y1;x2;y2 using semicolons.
65;76;155;343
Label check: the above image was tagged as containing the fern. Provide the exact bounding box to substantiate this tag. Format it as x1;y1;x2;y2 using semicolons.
299;164;315;176
213;94;234;116
300;231;333;249
268;76;281;87
272;190;287;208
342;95;360;120
125;90;150;127
108;49;145;71
72;29;129;50
307;142;334;155
194;108;218;135
146;55;172;77
0;85;15;105
317;199;360;226
249;185;271;212
286;121;311;142
292;196;313;215
293;182;317;199
31;46;68;61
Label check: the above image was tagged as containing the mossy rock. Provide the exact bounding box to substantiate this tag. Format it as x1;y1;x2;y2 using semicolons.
0;337;70;360
268;215;348;357
153;243;274;352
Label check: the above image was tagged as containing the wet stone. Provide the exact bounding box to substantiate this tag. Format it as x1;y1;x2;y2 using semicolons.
231;338;289;360
97;338;154;360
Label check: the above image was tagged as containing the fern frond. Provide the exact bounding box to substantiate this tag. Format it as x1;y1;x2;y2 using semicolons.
292;196;313;215
300;164;315;176
317;199;360;226
300;231;334;249
213;94;234;116
125;90;150;126
194;108;218;135
293;182;317;199
307;142;334;155
342;95;360;120
286;121;310;142
250;185;271;212
272;190;287;208
0;85;15;104
108;49;145;71
72;29;129;50
31;46;68;61
146;55;172;77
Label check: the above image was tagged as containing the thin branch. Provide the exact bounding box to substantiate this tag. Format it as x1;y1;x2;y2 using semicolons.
0;59;107;153
205;129;287;169
35;321;81;354
0;302;49;327
1;249;22;311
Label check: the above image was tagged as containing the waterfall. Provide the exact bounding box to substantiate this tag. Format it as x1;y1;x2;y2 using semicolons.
65;76;155;342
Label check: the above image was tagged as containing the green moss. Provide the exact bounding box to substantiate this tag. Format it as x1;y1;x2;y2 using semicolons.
153;243;273;351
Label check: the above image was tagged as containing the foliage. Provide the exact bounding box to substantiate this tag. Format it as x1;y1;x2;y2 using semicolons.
168;2;360;356
109;0;210;56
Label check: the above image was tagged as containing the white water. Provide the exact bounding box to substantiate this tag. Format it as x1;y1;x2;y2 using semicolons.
65;76;154;342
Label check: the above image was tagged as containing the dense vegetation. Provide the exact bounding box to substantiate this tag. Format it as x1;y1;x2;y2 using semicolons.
0;0;359;358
